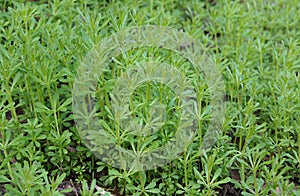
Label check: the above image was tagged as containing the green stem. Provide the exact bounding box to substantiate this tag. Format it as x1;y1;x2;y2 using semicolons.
4;149;14;181
146;81;150;103
298;126;300;168
97;87;106;120
197;95;203;148
183;148;188;188
1;129;14;181
253;169;258;195
5;81;18;122
47;84;60;136
240;154;245;190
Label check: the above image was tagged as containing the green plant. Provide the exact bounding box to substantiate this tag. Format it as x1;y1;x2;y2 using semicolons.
80;179;111;196
0;161;70;195
0;0;300;195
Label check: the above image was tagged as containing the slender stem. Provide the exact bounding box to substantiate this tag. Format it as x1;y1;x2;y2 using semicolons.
146;81;150;103
98;88;106;120
253;168;258;195
184;148;188;188
5;81;18;122
1;129;14;181
197;93;203;148
298;125;300;168
240;157;245;190
47;84;60;136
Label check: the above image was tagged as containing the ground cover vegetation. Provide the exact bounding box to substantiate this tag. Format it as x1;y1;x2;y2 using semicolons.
0;0;299;195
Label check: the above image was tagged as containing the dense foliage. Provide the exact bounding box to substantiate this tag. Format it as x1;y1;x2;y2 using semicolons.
0;0;299;195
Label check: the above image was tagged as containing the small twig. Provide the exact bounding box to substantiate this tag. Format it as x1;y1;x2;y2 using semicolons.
95;185;115;196
70;179;79;196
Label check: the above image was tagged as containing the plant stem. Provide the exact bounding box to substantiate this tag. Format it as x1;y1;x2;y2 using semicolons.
47;84;60;136
5;81;18;122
